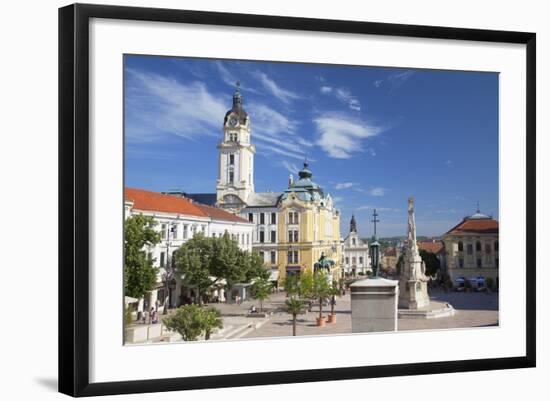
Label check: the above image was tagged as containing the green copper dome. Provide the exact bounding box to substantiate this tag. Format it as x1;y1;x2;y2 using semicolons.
282;161;324;202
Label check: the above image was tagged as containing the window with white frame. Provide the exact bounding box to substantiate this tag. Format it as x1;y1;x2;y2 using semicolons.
288;211;299;224
270;251;276;264
287;250;299;264
288;229;299;243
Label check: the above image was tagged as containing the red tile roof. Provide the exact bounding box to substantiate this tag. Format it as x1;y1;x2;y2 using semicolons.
383;247;397;257
418;240;445;254
445;218;499;235
195;203;250;224
125;188;251;224
125;188;208;218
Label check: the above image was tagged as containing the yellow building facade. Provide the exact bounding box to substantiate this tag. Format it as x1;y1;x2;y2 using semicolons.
275;162;342;283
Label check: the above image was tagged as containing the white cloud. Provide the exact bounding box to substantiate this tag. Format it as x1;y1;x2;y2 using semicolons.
387;70;415;90
335;88;361;111
313;114;382;159
254;71;301;104
214;62;261;94
332;196;344;204
373;71;415;92
125;68;228;142
368;187;387;197
335;182;356;190
320;84;361;111
247;103;311;159
282;161;300;175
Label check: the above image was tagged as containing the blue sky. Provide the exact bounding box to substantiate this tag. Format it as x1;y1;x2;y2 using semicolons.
124;55;499;237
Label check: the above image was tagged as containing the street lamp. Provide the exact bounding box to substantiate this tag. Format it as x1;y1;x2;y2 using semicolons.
162;222;177;315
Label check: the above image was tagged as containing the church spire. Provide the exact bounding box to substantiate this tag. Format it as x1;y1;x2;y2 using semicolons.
350;214;357;233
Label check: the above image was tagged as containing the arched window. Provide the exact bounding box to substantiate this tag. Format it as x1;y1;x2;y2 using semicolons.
458;241;464;252
485;243;491;253
475;241;482;252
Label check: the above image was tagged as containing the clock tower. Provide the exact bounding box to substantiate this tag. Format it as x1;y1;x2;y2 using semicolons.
216;82;255;211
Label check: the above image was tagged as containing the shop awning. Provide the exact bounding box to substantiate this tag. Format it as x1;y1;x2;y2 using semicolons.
268;269;280;281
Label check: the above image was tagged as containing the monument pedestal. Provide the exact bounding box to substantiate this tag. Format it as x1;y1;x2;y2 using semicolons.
350;278;399;333
398;279;430;310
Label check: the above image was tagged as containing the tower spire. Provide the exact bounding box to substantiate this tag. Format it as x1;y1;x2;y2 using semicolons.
232;81;243;109
350;214;357;233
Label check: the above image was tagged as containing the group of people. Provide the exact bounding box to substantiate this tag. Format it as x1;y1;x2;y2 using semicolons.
141;306;159;325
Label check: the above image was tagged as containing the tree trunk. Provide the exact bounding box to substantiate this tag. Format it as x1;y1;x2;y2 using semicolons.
260;300;263;312
331;295;335;315
292;314;297;336
205;330;211;341
319;297;323;320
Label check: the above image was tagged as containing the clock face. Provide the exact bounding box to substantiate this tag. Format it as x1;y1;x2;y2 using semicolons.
229;118;238;127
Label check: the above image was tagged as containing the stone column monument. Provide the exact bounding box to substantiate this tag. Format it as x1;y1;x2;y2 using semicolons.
398;197;430;309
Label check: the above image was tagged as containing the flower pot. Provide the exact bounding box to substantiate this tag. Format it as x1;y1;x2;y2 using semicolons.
316;317;326;327
327;314;336;323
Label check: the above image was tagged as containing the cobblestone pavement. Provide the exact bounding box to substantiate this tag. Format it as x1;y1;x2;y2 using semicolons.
238;289;499;339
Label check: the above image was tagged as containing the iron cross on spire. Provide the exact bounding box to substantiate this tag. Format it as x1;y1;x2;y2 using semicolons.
371;209;380;237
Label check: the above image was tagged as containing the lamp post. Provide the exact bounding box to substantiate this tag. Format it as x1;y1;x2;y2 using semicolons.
370;209;381;277
162;223;176;315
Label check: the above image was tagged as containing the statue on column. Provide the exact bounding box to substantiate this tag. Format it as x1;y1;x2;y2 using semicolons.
405;197;427;282
399;196;430;309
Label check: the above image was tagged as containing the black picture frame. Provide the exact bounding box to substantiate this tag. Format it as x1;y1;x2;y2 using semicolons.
59;3;536;397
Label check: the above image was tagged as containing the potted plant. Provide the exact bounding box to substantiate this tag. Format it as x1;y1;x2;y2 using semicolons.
327;280;340;323
312;271;332;327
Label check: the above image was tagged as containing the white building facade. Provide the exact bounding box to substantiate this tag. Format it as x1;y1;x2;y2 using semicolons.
125;187;255;312
342;215;371;276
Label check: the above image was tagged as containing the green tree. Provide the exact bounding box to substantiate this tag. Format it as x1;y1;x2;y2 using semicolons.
329;280;340;317
202;307;223;341
283;274;300;298
173;233;214;305
175;232;269;305
124;214;161;299
311;270;332;322
284;297;308;336
242;250;270;282
250;277;272;312
163;304;206;341
419;250;441;277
